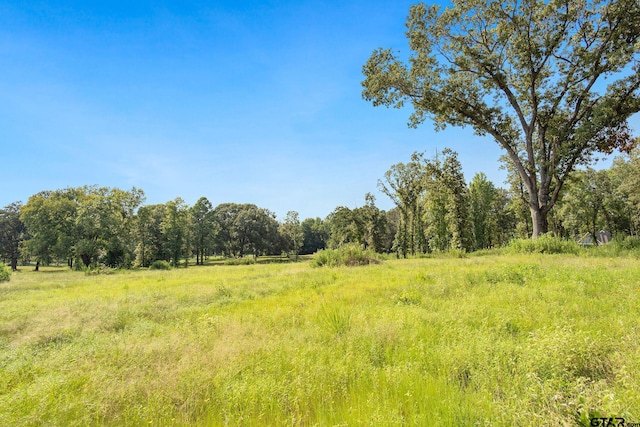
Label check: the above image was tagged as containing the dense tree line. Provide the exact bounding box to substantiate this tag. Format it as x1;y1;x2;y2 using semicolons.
1;146;640;269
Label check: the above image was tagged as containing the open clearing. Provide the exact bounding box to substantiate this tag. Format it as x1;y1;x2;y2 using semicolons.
1;255;639;426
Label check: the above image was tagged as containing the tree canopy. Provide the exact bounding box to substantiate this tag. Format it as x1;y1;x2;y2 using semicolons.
362;0;640;236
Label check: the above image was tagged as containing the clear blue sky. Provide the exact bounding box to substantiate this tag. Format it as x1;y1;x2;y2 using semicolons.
1;1;637;220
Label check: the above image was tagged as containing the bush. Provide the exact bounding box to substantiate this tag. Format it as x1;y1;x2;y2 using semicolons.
614;235;640;251
0;265;10;282
311;244;383;267
508;234;580;255
149;260;171;270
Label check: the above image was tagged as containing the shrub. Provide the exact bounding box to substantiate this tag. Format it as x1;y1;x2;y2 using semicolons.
508;234;579;255
0;265;10;282
311;244;383;267
614;235;640;251
149;260;171;270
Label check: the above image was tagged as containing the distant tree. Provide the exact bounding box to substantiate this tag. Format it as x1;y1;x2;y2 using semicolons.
502;159;533;238
363;0;640;237
280;211;303;260
423;149;471;251
378;153;427;257
212;203;280;258
134;204;168;267
0;202;27;271
469;173;498;250
326;206;361;249
74;186;144;268
233;204;279;258
21;186;144;268
300;217;329;255
609;147;640;235
384;207;400;254
163;198;191;267
492;188;518;247
213;203;243;257
190;197;216;265
556;167;630;241
355;193;388;252
21;189;77;267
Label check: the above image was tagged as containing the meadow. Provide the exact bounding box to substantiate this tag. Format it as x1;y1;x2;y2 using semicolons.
1;253;639;426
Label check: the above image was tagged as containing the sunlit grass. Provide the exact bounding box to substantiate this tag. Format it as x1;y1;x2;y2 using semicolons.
1;255;639;425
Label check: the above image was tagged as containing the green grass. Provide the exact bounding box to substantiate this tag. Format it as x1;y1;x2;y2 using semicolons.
1;254;639;425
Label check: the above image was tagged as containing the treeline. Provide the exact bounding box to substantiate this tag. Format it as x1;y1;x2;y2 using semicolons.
2;147;640;270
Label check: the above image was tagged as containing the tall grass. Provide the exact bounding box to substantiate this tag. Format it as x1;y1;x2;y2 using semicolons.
1;255;639;425
508;234;580;254
311;244;384;267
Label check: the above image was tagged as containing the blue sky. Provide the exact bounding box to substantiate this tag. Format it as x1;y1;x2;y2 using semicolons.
2;1;637;220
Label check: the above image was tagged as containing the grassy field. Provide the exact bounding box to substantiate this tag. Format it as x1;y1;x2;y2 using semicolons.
1;254;639;426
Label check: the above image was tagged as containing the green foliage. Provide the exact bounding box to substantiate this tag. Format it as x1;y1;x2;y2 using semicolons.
508;234;580;254
0;202;26;271
300;217;329;254
311;244;383;267
149;260;171;270
0;264;10;282
615;235;640;250
280;210;303;259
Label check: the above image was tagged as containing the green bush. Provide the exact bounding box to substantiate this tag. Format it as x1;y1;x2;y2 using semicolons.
311;244;383;267
150;260;172;270
508;234;580;255
0;265;10;282
614;235;640;251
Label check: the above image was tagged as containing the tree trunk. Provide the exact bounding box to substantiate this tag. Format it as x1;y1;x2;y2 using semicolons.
530;206;548;238
81;254;92;267
10;257;18;271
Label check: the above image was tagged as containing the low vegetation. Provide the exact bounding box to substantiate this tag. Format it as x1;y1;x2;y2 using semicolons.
507;234;581;255
0;265;10;282
1;253;639;426
311;244;384;267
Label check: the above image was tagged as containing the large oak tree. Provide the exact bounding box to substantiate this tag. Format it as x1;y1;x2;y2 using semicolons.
362;0;640;236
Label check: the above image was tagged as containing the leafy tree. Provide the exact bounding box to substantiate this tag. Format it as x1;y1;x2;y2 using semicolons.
492;188;518;247
326;207;361;249
0;202;27;271
134;204;168;267
423;149;472;251
212;203;280;258
102;187;145;268
21;189;79;267
362;0;640;237
378;153;427;256
163;198;191;267
556;168;609;241
233;204;279;258
469;173;497;250
609;147;640;235
190;197;216;265
469;173;518;249
383;207;400;254
300;217;329;255
280;211;303;260
213;203;243;257
21;186;144;268
355;193;388;253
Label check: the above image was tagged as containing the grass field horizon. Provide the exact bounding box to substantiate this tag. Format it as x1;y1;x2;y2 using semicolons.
1;252;639;425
